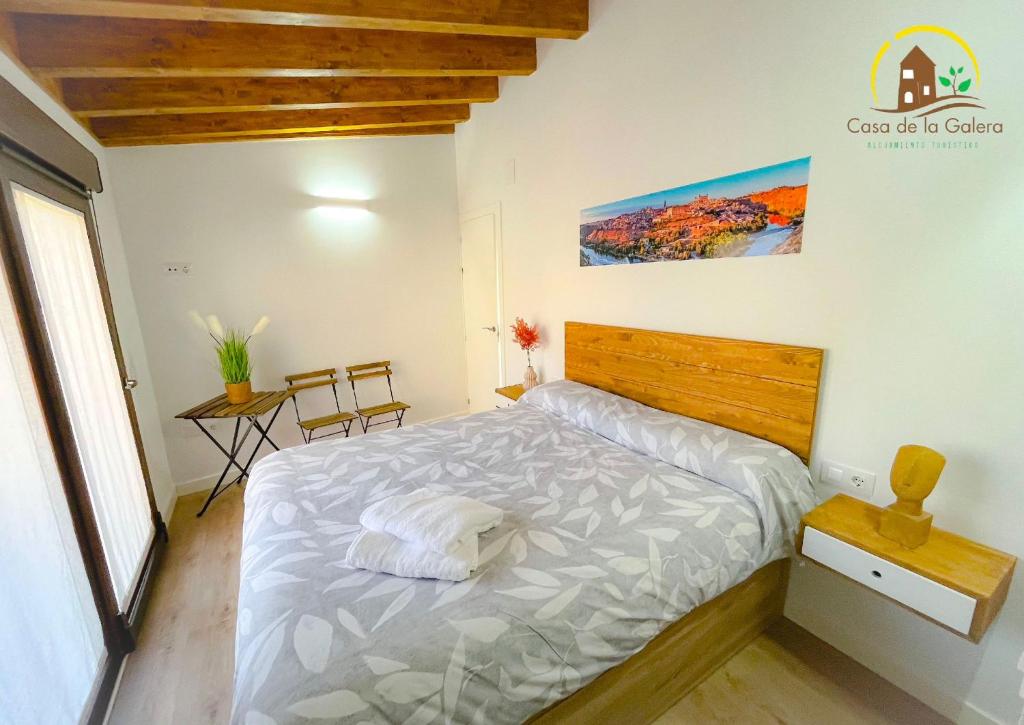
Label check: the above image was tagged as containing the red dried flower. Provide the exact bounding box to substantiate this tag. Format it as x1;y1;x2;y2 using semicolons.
511;317;540;352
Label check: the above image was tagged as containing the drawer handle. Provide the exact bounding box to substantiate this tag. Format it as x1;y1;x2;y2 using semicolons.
871;570;882;578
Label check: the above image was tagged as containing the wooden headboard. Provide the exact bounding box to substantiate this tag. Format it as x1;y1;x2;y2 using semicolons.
564;322;824;462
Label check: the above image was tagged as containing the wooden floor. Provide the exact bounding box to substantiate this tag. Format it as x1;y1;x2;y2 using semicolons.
109;487;243;725
109;488;949;725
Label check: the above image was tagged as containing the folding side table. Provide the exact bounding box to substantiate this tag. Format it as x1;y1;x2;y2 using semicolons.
175;390;289;517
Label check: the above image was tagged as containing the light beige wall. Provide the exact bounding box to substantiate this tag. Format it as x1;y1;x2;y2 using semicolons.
455;1;1024;722
0;53;176;520
107;136;468;490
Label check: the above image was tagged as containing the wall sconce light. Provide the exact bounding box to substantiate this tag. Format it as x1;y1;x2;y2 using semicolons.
311;199;372;220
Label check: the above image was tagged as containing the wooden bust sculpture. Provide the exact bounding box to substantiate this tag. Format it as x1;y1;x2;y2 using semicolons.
878;444;946;548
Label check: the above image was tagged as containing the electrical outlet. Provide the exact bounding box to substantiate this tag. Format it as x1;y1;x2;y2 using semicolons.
817;459;876;498
162;261;192;276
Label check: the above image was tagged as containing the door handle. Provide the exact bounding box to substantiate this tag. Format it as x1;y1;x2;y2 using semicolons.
481;326;497;332
123;378;139;390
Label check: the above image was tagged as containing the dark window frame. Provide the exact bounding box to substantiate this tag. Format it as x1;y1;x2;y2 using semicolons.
0;80;165;725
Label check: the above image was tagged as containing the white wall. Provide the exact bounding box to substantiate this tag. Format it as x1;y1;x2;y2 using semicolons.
455;1;1024;723
108;136;468;489
0;53;176;520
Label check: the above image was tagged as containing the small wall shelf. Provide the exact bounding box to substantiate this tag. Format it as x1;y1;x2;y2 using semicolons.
798;494;1015;643
495;383;525;402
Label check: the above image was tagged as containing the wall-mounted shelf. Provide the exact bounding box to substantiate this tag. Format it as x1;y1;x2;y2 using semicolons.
798;494;1015;643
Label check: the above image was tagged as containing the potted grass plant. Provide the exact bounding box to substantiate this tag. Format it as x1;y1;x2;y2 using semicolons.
189;311;270;404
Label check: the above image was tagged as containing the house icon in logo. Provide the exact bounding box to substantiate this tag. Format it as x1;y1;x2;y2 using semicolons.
897;46;936;111
861;25;993;125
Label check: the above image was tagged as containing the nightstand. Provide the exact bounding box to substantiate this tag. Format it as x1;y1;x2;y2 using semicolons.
495;384;525;402
798;494;1015;642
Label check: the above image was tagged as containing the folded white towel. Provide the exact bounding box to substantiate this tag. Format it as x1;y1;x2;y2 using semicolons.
345;528;478;581
360;488;503;555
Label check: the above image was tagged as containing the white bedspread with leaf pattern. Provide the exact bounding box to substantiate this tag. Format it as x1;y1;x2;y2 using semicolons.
233;380;816;724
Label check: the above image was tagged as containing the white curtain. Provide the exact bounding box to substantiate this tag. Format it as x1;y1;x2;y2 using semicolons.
13;186;153;609
0;252;105;724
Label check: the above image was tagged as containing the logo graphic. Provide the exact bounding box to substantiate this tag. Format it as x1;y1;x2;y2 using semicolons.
870;26;983;116
846;24;1003;144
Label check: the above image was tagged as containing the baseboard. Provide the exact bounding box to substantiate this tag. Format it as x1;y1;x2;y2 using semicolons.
176;473;219;497
100;656;128;725
173;409;473;496
786;564;1013;725
955;702;1002;725
415;409;470;425
84;653;124;725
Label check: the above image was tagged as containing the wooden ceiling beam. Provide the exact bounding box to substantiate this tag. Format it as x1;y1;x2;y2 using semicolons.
0;1;587;39
11;15;537;78
100;123;456;147
0;11;81;121
63;76;499;117
88;103;470;142
0;12;18;56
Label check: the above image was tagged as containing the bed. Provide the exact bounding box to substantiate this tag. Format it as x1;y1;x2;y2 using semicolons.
232;322;824;724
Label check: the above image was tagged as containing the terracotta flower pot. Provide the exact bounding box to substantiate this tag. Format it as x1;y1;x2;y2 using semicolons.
225;380;253;404
523;365;539;390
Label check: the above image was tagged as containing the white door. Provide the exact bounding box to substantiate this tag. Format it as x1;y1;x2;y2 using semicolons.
460;209;503;412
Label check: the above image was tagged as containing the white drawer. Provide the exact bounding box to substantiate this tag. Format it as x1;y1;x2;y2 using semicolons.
802;526;976;634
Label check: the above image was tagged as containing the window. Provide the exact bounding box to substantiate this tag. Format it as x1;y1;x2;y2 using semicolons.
924;85;931;96
1;77;162;725
904;91;914;104
902;68;915;79
13;186;154;607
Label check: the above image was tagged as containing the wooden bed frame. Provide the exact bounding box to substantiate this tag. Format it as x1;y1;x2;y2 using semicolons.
529;322;824;724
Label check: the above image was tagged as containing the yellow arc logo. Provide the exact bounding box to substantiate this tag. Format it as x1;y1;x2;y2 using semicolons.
870;26;981;111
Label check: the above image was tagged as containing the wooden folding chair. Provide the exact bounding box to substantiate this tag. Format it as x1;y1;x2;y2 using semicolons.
345;361;411;433
285;368;358;443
